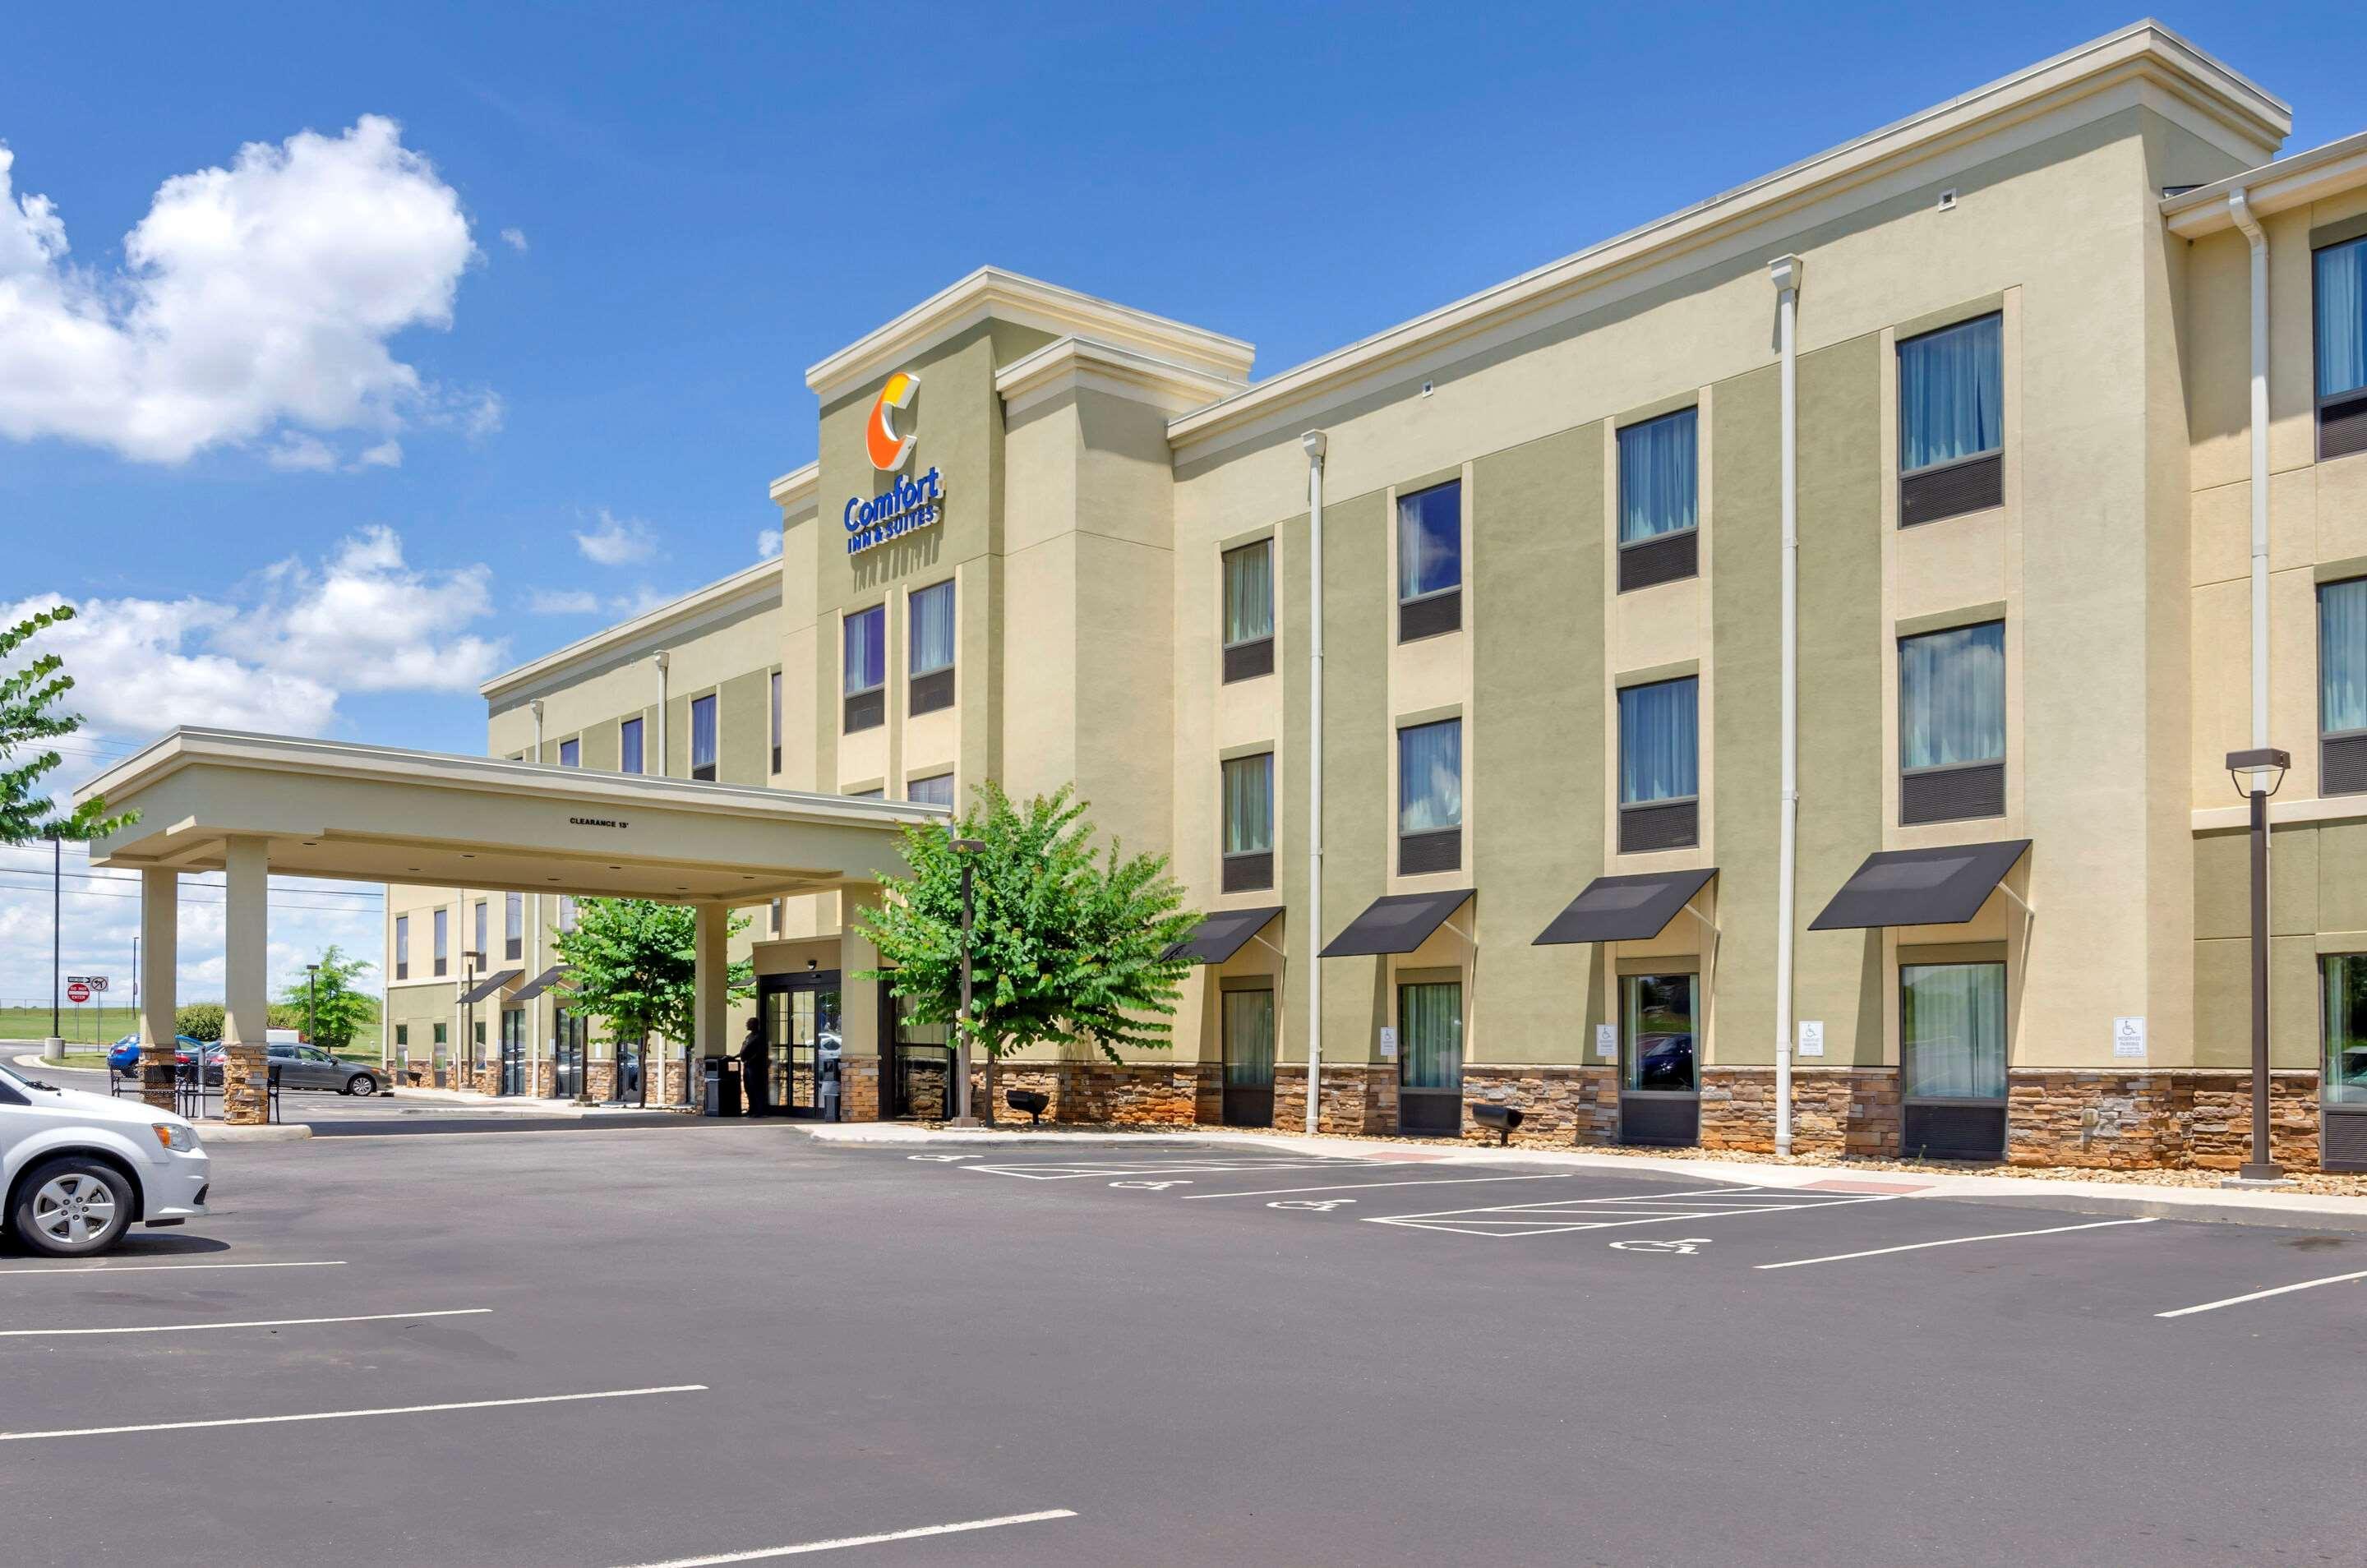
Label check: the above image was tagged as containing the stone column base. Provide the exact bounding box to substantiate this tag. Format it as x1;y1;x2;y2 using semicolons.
141;1060;178;1113
837;1054;881;1122
220;1043;269;1125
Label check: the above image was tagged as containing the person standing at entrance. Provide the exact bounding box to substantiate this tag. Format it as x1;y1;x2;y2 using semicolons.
738;1017;769;1118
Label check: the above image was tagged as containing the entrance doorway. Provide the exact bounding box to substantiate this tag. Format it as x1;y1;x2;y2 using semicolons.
610;1037;646;1108
1900;959;2007;1160
760;971;841;1118
1396;979;1464;1137
887;986;953;1119
551;1010;586;1100
2323;952;2367;1171
1620;971;1699;1146
1220;985;1276;1128
499;1008;526;1096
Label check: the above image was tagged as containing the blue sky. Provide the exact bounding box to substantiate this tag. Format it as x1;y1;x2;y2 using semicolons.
3;3;2363;1003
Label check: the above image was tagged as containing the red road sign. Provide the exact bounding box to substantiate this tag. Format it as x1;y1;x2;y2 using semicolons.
65;982;90;1004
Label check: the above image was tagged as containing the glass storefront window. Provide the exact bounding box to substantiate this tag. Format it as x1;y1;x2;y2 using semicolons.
1398;981;1463;1091
1222;989;1276;1087
1901;961;2007;1100
1622;973;1696;1092
2322;954;2367;1105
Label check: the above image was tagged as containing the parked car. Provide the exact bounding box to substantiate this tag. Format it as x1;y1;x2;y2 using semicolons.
264;1041;379;1096
0;1058;208;1257
107;1035;207;1074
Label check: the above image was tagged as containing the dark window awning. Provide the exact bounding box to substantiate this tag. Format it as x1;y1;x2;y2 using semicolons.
1163;906;1284;966
1809;840;2030;931
1533;868;1716;947
507;965;569;1002
1320;889;1474;957
457;968;524;1004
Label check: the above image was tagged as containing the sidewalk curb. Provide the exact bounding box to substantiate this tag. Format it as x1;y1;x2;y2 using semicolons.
198;1123;313;1143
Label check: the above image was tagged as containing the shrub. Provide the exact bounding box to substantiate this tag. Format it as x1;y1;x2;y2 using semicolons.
175;1003;224;1042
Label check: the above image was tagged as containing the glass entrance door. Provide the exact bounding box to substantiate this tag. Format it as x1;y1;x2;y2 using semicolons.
1396;980;1464;1137
1901;961;2007;1160
761;973;842;1118
551;1011;586;1100
1620;972;1699;1146
888;986;953;1119
1221;987;1276;1128
2323;954;2367;1172
499;1008;526;1096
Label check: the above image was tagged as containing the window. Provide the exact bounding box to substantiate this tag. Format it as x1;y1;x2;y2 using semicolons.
1396;980;1464;1136
907;772;955;809
2318;235;2367;460
1897;312;2004;525
690;694;717;781
432;1022;447;1054
432;907;449;977
1396;480;1462;641
1899;620;2005;824
1617;408;1699;591
1902;961;2006;1101
1220;753;1274;892
2321;954;2367;1107
844;606;886;732
557;896;577;934
2323;579;2367;794
394;915;409;981
504;892;523;962
768;671;782;774
909;582;956;715
473;899;488;962
394;1024;408;1051
1622;973;1697;1093
1222;541;1275;681
1617;676;1699;852
1397;718;1462;874
558;737;579;768
769;897;783;936
620;716;644;776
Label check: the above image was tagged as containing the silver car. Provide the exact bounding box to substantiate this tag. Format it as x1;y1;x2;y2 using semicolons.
265;1043;380;1095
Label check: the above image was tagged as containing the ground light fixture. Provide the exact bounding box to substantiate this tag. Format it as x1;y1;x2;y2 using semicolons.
948;832;988;1125
1471;1103;1524;1146
2224;747;2289;1184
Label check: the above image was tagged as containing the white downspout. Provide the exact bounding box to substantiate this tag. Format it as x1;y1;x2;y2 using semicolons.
1768;255;1802;1158
654;651;671;777
1301;430;1327;1136
528;697;546;1095
2228;190;2270;754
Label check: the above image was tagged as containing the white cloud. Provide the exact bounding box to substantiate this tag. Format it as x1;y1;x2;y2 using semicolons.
0;116;486;467
499;226;528;253
755;528;782;560
527;587;601;615
573;510;655;566
247;526;501;694
356;439;402;468
265;432;339;471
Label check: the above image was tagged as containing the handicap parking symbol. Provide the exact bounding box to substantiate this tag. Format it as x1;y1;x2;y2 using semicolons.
1608;1237;1710;1254
907;1154;978;1163
1268;1199;1354;1212
1110;1179;1192;1190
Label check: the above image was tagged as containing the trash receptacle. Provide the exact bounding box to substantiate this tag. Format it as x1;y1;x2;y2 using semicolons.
820;1057;842;1123
701;1056;742;1118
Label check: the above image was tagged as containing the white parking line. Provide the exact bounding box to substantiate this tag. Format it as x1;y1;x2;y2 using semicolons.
1184;1174;1576;1200
962;1158;1379;1181
2154;1267;2367;1319
0;1260;348;1278
0;1384;708;1442
1366;1191;1898;1238
0;1307;491;1338
613;1508;1078;1566
1755;1217;2157;1270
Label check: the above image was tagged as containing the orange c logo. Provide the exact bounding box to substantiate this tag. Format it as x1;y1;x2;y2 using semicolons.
865;370;920;471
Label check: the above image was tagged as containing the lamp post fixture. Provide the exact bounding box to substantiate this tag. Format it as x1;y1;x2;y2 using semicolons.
2226;747;2290;1184
459;948;486;1086
948;832;988;1126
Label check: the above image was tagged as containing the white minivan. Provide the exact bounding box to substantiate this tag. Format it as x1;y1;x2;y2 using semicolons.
0;1059;210;1257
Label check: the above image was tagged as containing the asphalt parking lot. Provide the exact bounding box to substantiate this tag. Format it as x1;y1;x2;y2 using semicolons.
4;1126;2364;1566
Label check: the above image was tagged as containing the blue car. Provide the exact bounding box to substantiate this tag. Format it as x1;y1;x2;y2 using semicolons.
107;1035;207;1074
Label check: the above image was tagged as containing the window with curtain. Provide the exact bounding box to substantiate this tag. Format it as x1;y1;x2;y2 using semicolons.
910;582;955;676
768;671;782;772
1898;313;2003;473
1398;719;1462;836
620;716;644;775
1619;677;1698;804
505;892;523;961
2322;954;2367;1106
2320;579;2367;736
2319;236;2367;403
1222;754;1273;855
1222;989;1276;1086
1398;982;1464;1090
907;772;954;809
433;907;448;975
1902;961;2006;1100
394;915;409;978
558;737;579;768
1900;621;2005;770
690;694;717;778
1224;541;1274;647
1622;973;1696;1092
845;606;886;694
557;896;577;934
473;900;487;956
1617;408;1698;542
1397;481;1461;601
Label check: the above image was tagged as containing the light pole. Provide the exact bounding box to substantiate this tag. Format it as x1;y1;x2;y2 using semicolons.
2226;747;2290;1184
948;832;987;1125
459;949;485;1089
304;962;320;1049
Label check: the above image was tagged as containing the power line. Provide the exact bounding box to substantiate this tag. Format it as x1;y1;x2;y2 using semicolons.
0;866;382;902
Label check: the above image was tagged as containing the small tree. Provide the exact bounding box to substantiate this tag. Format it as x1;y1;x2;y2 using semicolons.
175;1003;224;1042
552;899;754;1071
2;605;134;846
856;782;1199;1118
278;946;378;1051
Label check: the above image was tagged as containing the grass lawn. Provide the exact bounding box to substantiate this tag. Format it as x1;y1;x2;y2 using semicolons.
0;1005;136;1045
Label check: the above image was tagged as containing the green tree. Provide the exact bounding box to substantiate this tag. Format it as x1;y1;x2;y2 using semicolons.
1;605;134;845
552;899;754;1059
278;945;379;1051
174;1003;224;1042
856;782;1199;1117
